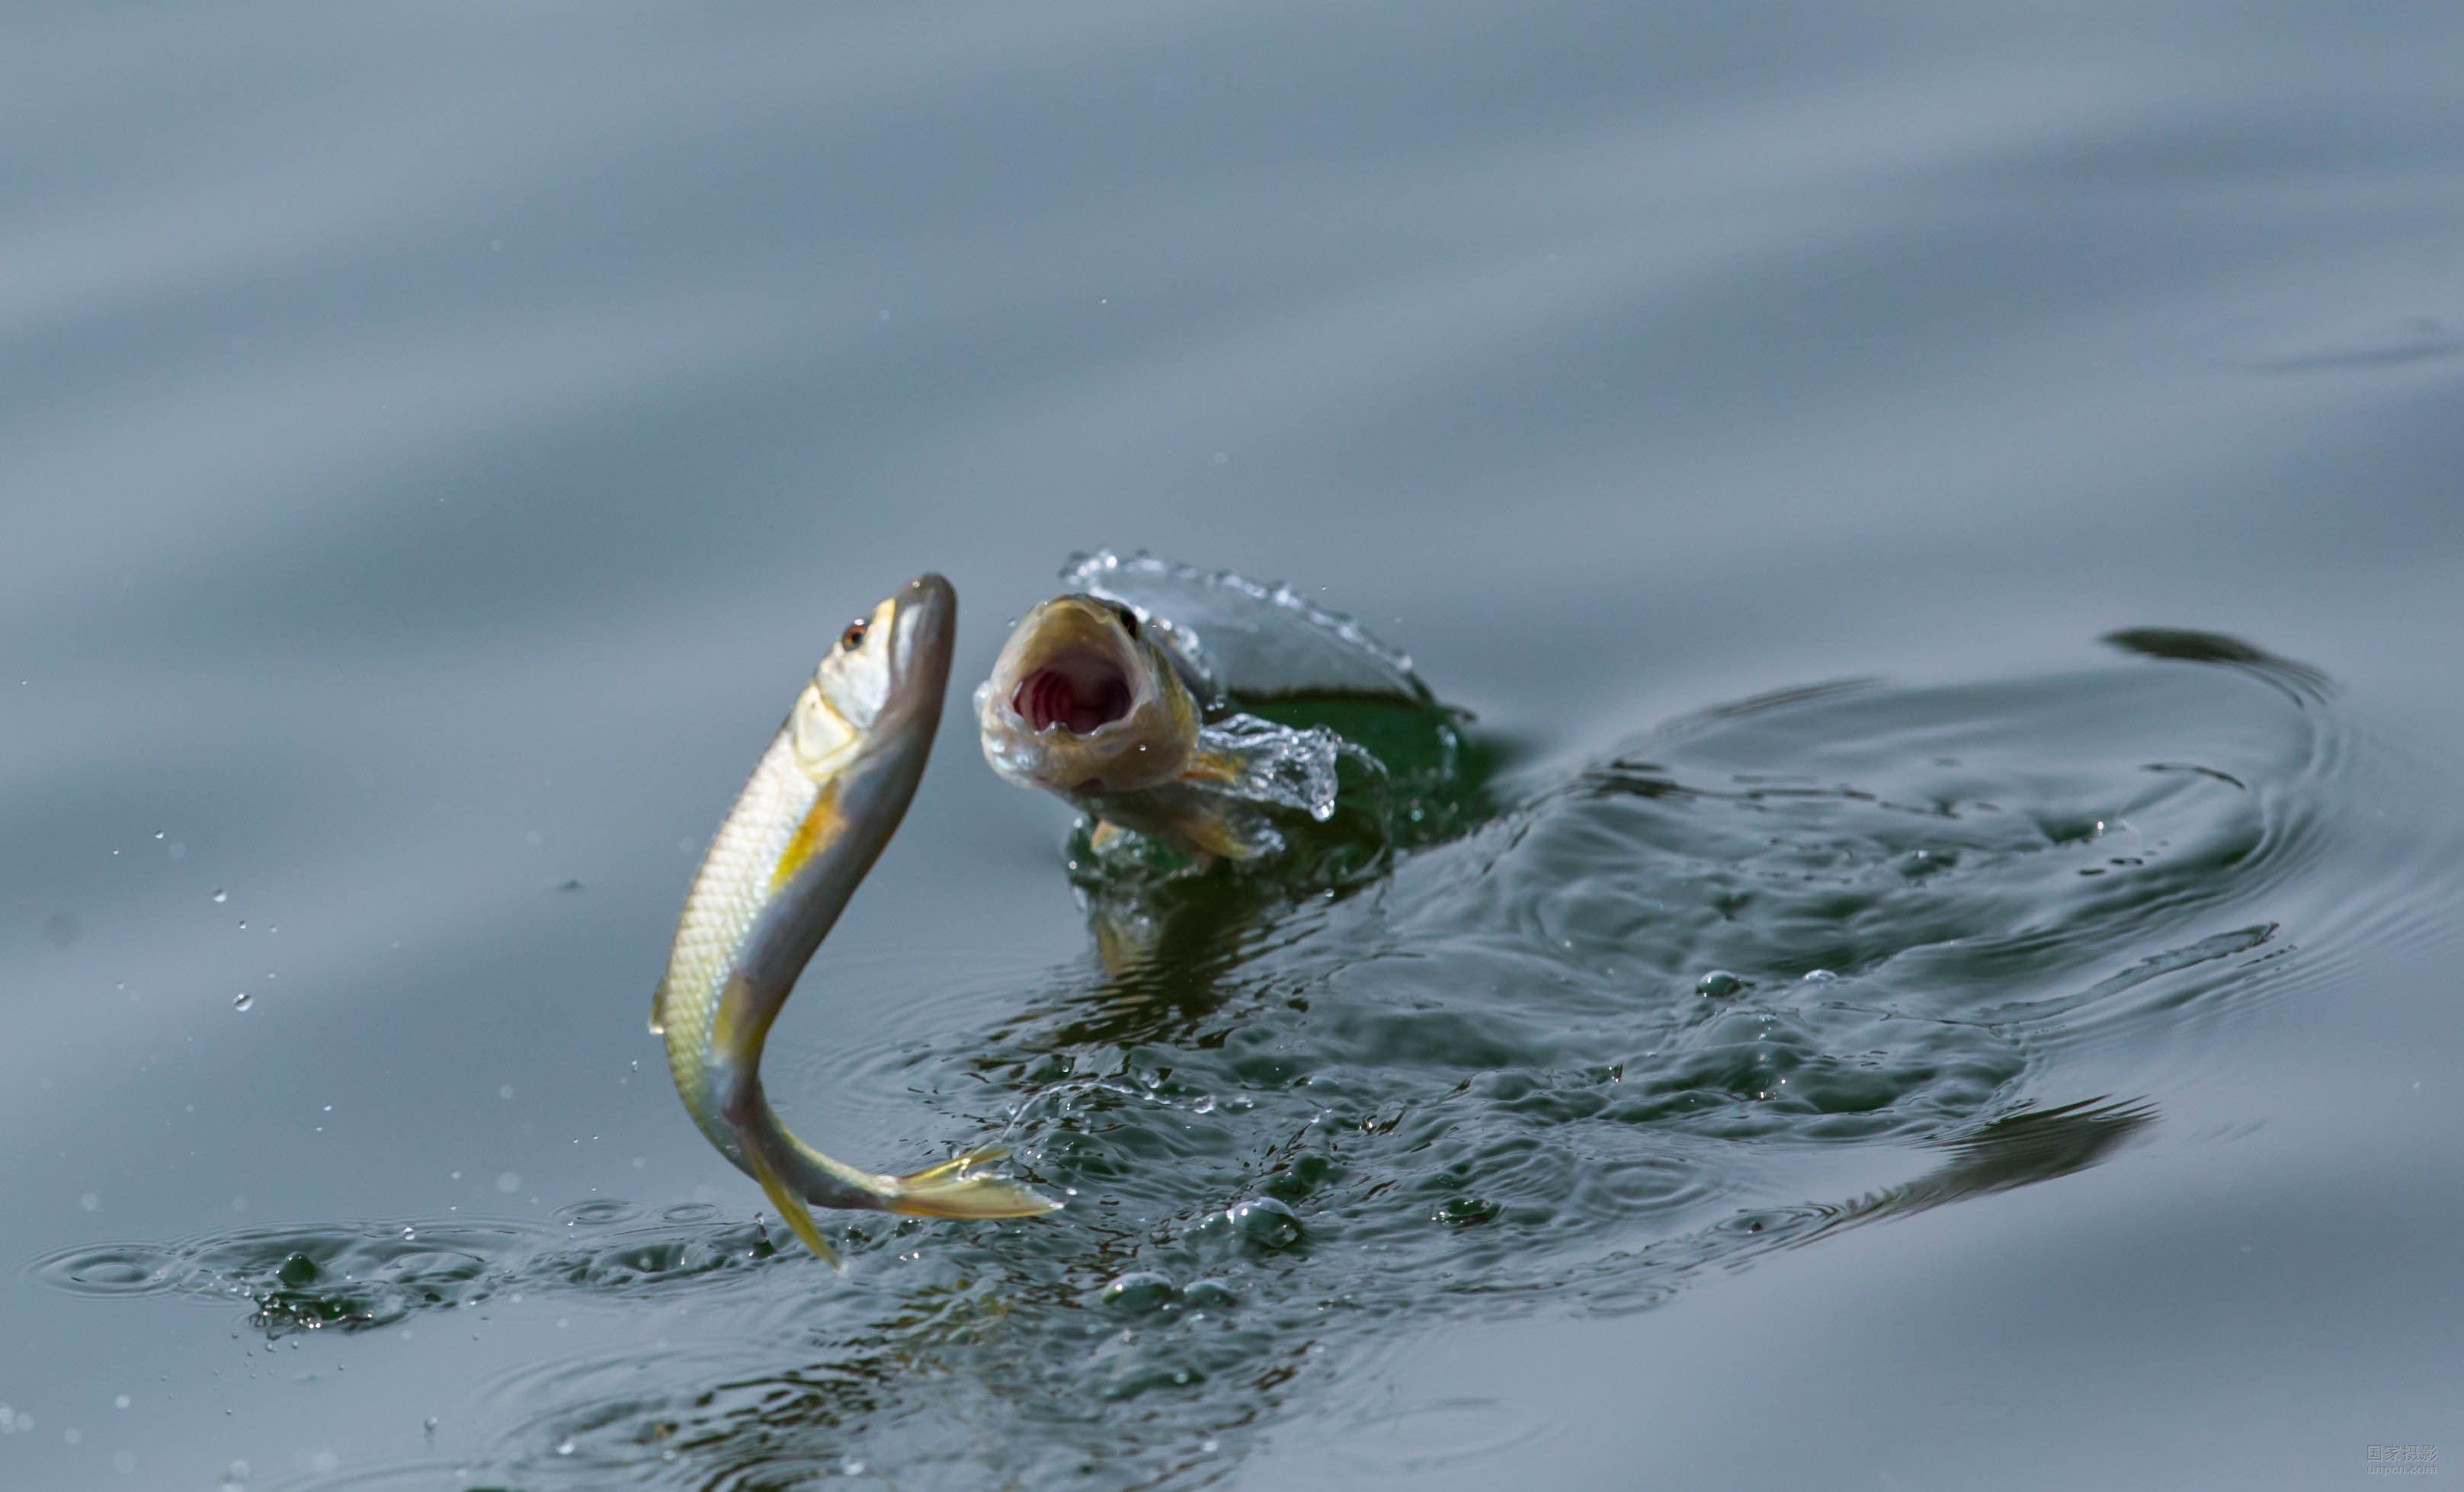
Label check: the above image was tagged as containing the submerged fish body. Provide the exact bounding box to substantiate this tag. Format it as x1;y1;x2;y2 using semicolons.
655;574;1056;1267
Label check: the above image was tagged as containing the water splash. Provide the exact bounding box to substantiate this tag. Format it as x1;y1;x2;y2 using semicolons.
1064;549;1435;708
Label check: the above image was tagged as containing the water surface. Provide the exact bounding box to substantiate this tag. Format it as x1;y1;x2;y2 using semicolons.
5;2;2462;1487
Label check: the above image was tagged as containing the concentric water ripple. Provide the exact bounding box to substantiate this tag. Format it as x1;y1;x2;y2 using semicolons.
33;633;2458;1489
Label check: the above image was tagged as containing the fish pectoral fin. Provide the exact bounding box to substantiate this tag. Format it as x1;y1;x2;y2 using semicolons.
647;978;668;1036
1178;748;1245;786
744;1140;844;1271
1171;805;1265;862
881;1147;1062;1221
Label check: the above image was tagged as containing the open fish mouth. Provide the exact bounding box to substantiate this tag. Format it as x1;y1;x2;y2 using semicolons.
1013;649;1133;735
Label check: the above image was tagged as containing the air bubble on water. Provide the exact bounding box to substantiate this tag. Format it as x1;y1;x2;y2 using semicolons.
555;1437;575;1456
1194;1094;1216;1113
1802;969;1838;984
844;1458;866;1476
211;890;227;904
113;1394;129;1410
79;1193;99;1212
1695;970;1745;998
423;1417;437;1436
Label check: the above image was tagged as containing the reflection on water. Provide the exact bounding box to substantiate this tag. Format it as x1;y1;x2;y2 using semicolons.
34;635;2427;1488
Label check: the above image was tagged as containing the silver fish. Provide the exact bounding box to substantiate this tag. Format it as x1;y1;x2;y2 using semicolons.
653;574;1056;1267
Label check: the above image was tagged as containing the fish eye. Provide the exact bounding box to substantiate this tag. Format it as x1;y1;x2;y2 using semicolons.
839;618;870;652
1107;603;1140;639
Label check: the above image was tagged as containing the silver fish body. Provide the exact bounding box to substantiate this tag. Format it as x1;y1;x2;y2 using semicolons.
655;573;1056;1266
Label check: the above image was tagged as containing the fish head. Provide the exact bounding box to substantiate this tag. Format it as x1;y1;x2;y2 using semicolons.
976;594;1198;795
793;573;957;785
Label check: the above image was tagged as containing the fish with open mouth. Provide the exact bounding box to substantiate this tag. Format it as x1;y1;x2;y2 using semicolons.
976;552;1428;864
653;574;1057;1267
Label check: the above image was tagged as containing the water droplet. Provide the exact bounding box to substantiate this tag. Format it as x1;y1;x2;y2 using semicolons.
211;889;227;904
1226;1196;1302;1250
1695;970;1746;998
422;1417;437;1436
232;993;252;1011
1183;1279;1238;1308
1097;1272;1178;1314
555;1436;575;1456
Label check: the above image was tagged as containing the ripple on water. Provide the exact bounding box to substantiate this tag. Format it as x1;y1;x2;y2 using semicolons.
34;635;2457;1490
24;1206;787;1337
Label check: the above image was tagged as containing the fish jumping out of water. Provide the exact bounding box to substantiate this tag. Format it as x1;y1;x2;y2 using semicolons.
653;574;1057;1267
976;592;1344;864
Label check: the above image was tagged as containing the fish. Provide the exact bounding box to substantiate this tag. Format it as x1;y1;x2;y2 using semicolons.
975;593;1338;863
652;573;1057;1268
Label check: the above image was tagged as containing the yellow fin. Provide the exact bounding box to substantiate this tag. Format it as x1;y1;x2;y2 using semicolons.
1179;749;1242;786
1171;805;1257;862
768;780;844;895
745;1141;844;1270
882;1148;1062;1221
648;978;668;1036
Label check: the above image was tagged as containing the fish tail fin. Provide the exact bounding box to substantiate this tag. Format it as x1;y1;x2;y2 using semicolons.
880;1146;1062;1221
745;1141;844;1271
